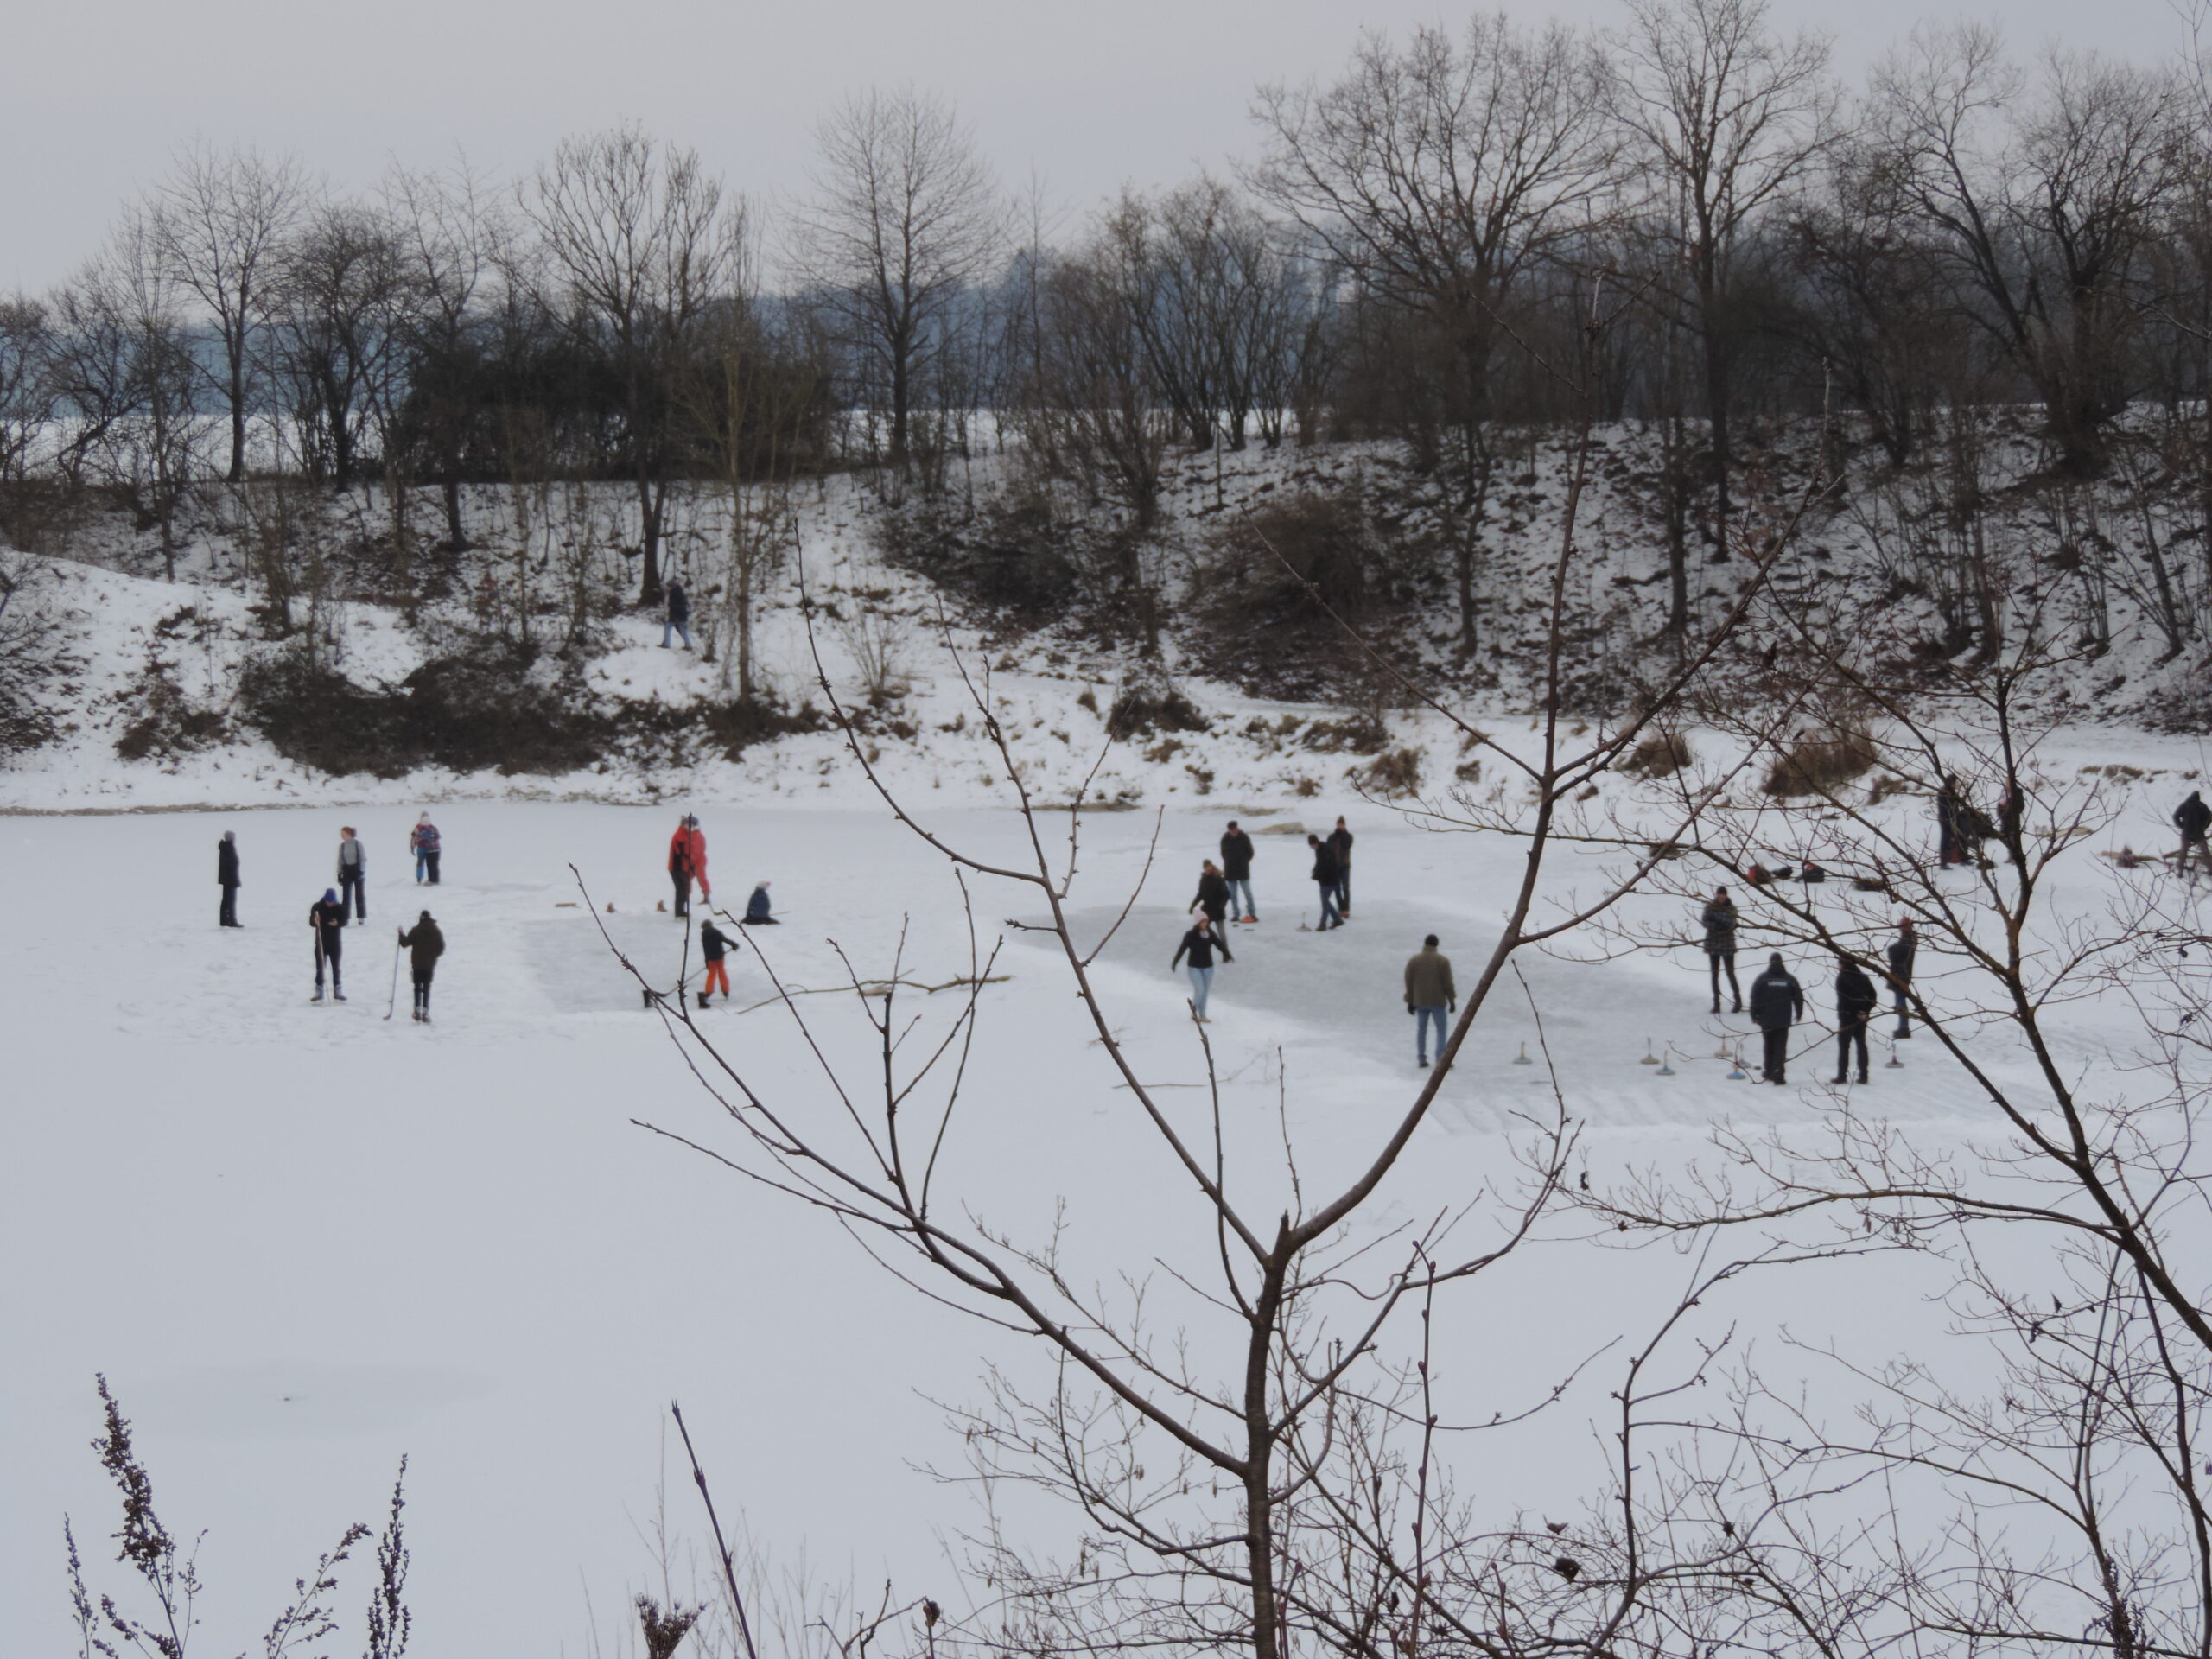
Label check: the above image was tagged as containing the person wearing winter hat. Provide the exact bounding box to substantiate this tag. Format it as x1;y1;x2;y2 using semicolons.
743;880;778;924
698;917;734;1006
397;910;445;1022
667;814;709;918
410;812;442;885
1746;953;1804;1084
309;888;348;1002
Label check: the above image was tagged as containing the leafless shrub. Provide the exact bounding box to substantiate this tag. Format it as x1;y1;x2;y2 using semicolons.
1762;727;1875;795
1621;730;1692;777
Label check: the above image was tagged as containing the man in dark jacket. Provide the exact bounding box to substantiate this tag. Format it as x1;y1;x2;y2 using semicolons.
698;917;734;1007
1170;914;1234;1020
397;911;445;1022
2178;791;2212;880
1700;888;1739;1013
1306;834;1342;931
1936;774;1967;868
1834;957;1878;1084
1220;822;1256;922
309;888;347;1002
1886;918;1917;1037
1327;817;1354;918
1403;934;1457;1067
664;580;692;649
218;830;241;927
1747;953;1803;1083
1192;861;1230;929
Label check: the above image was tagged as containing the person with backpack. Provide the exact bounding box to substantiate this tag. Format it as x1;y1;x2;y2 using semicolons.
743;881;778;925
1220;821;1256;923
1327;817;1355;918
410;813;442;885
1170;913;1234;1020
1747;953;1803;1084
664;580;692;650
336;825;367;919
1886;918;1917;1038
698;917;734;1007
1403;934;1457;1068
667;815;709;918
1307;834;1343;931
2177;790;2212;880
1834;956;1878;1084
1192;860;1230;930
397;911;445;1023
309;888;348;1002
1700;887;1740;1013
217;830;241;927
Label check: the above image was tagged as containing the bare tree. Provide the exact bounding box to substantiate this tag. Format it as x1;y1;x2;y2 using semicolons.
789;86;1001;477
263;197;409;494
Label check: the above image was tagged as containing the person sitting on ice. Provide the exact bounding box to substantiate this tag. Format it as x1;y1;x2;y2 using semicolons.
743;880;779;925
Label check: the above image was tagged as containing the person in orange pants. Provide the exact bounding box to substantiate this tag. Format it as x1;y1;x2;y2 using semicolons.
698;918;734;1007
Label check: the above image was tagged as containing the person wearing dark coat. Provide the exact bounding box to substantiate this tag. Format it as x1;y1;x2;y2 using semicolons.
1746;953;1804;1083
664;580;693;649
1833;958;1878;1084
1306;835;1342;931
1936;774;1967;868
1700;888;1740;1012
698;918;734;1007
309;888;347;1002
1403;935;1457;1067
1170;915;1234;1020
1220;822;1256;922
217;831;241;927
1886;918;1917;1038
397;912;445;1022
2177;791;2212;880
1327;817;1355;918
1192;861;1230;929
742;881;778;925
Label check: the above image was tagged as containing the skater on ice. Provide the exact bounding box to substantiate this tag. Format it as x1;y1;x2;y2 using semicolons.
1886;918;1917;1037
336;825;368;918
668;814;709;918
1748;953;1803;1084
1701;887;1741;1013
1327;817;1354;918
1192;860;1230;930
1307;833;1343;931
1833;955;1877;1084
1219;821;1256;923
1403;934;1457;1068
310;888;347;1002
217;830;241;927
743;880;778;925
411;812;442;885
698;917;734;1006
398;911;445;1022
1170;912;1233;1021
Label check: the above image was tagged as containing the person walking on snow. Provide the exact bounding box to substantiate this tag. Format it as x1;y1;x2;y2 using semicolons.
664;580;692;650
309;888;347;1002
410;813;442;885
217;830;241;927
336;826;367;919
1403;934;1457;1068
1220;822;1257;923
1936;773;1968;868
1328;817;1355;918
743;881;778;924
698;918;734;1007
1886;918;1917;1038
1307;834;1343;931
1834;957;1877;1084
1701;887;1741;1013
1747;953;1803;1084
397;911;445;1022
1170;913;1233;1020
1192;861;1230;930
667;815;709;918
2177;790;2212;880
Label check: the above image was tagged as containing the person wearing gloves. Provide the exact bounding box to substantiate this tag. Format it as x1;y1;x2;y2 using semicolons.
698;917;734;1007
1170;914;1234;1021
1403;934;1457;1068
336;825;367;919
667;815;709;918
309;888;347;1002
744;881;778;925
410;813;442;885
397;911;445;1022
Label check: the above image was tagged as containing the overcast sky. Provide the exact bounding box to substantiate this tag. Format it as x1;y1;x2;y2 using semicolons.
0;0;2196;294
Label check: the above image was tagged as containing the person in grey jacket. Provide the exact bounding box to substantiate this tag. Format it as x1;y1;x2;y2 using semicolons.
1403;935;1457;1067
336;826;367;920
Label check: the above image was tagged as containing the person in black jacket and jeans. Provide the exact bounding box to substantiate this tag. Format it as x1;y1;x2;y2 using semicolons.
1834;957;1877;1084
1306;834;1342;931
218;831;241;926
1170;915;1234;1020
310;888;347;1002
397;911;445;1022
663;580;692;649
2178;790;2212;880
1748;953;1803;1083
1220;822;1256;922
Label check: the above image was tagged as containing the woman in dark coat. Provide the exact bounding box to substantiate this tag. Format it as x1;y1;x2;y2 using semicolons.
218;831;241;927
1192;861;1230;929
1700;887;1739;1013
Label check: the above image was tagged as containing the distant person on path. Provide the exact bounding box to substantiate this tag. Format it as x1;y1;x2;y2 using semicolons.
397;910;445;1023
336;825;367;919
1886;918;1917;1038
1700;887;1740;1013
698;918;734;1007
217;830;241;927
410;813;442;885
1328;817;1355;918
663;580;692;650
743;881;778;925
1220;821;1256;922
1170;913;1233;1021
1834;957;1877;1084
1747;953;1803;1084
1192;860;1230;930
2177;790;2212;880
1307;834;1343;931
1403;934;1457;1068
310;888;348;1002
1936;774;1967;868
668;815;709;918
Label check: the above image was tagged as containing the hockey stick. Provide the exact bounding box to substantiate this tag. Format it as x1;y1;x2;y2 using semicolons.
384;932;404;1020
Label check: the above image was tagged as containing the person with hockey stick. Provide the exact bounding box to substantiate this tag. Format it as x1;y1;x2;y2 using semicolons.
1886;918;1917;1038
668;814;709;918
699;917;734;1007
310;888;347;1002
397;911;445;1022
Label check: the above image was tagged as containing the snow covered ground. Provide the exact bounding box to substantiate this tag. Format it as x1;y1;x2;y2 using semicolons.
7;739;2206;1655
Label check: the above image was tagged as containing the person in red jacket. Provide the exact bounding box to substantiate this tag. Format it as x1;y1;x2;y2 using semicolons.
667;814;710;918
